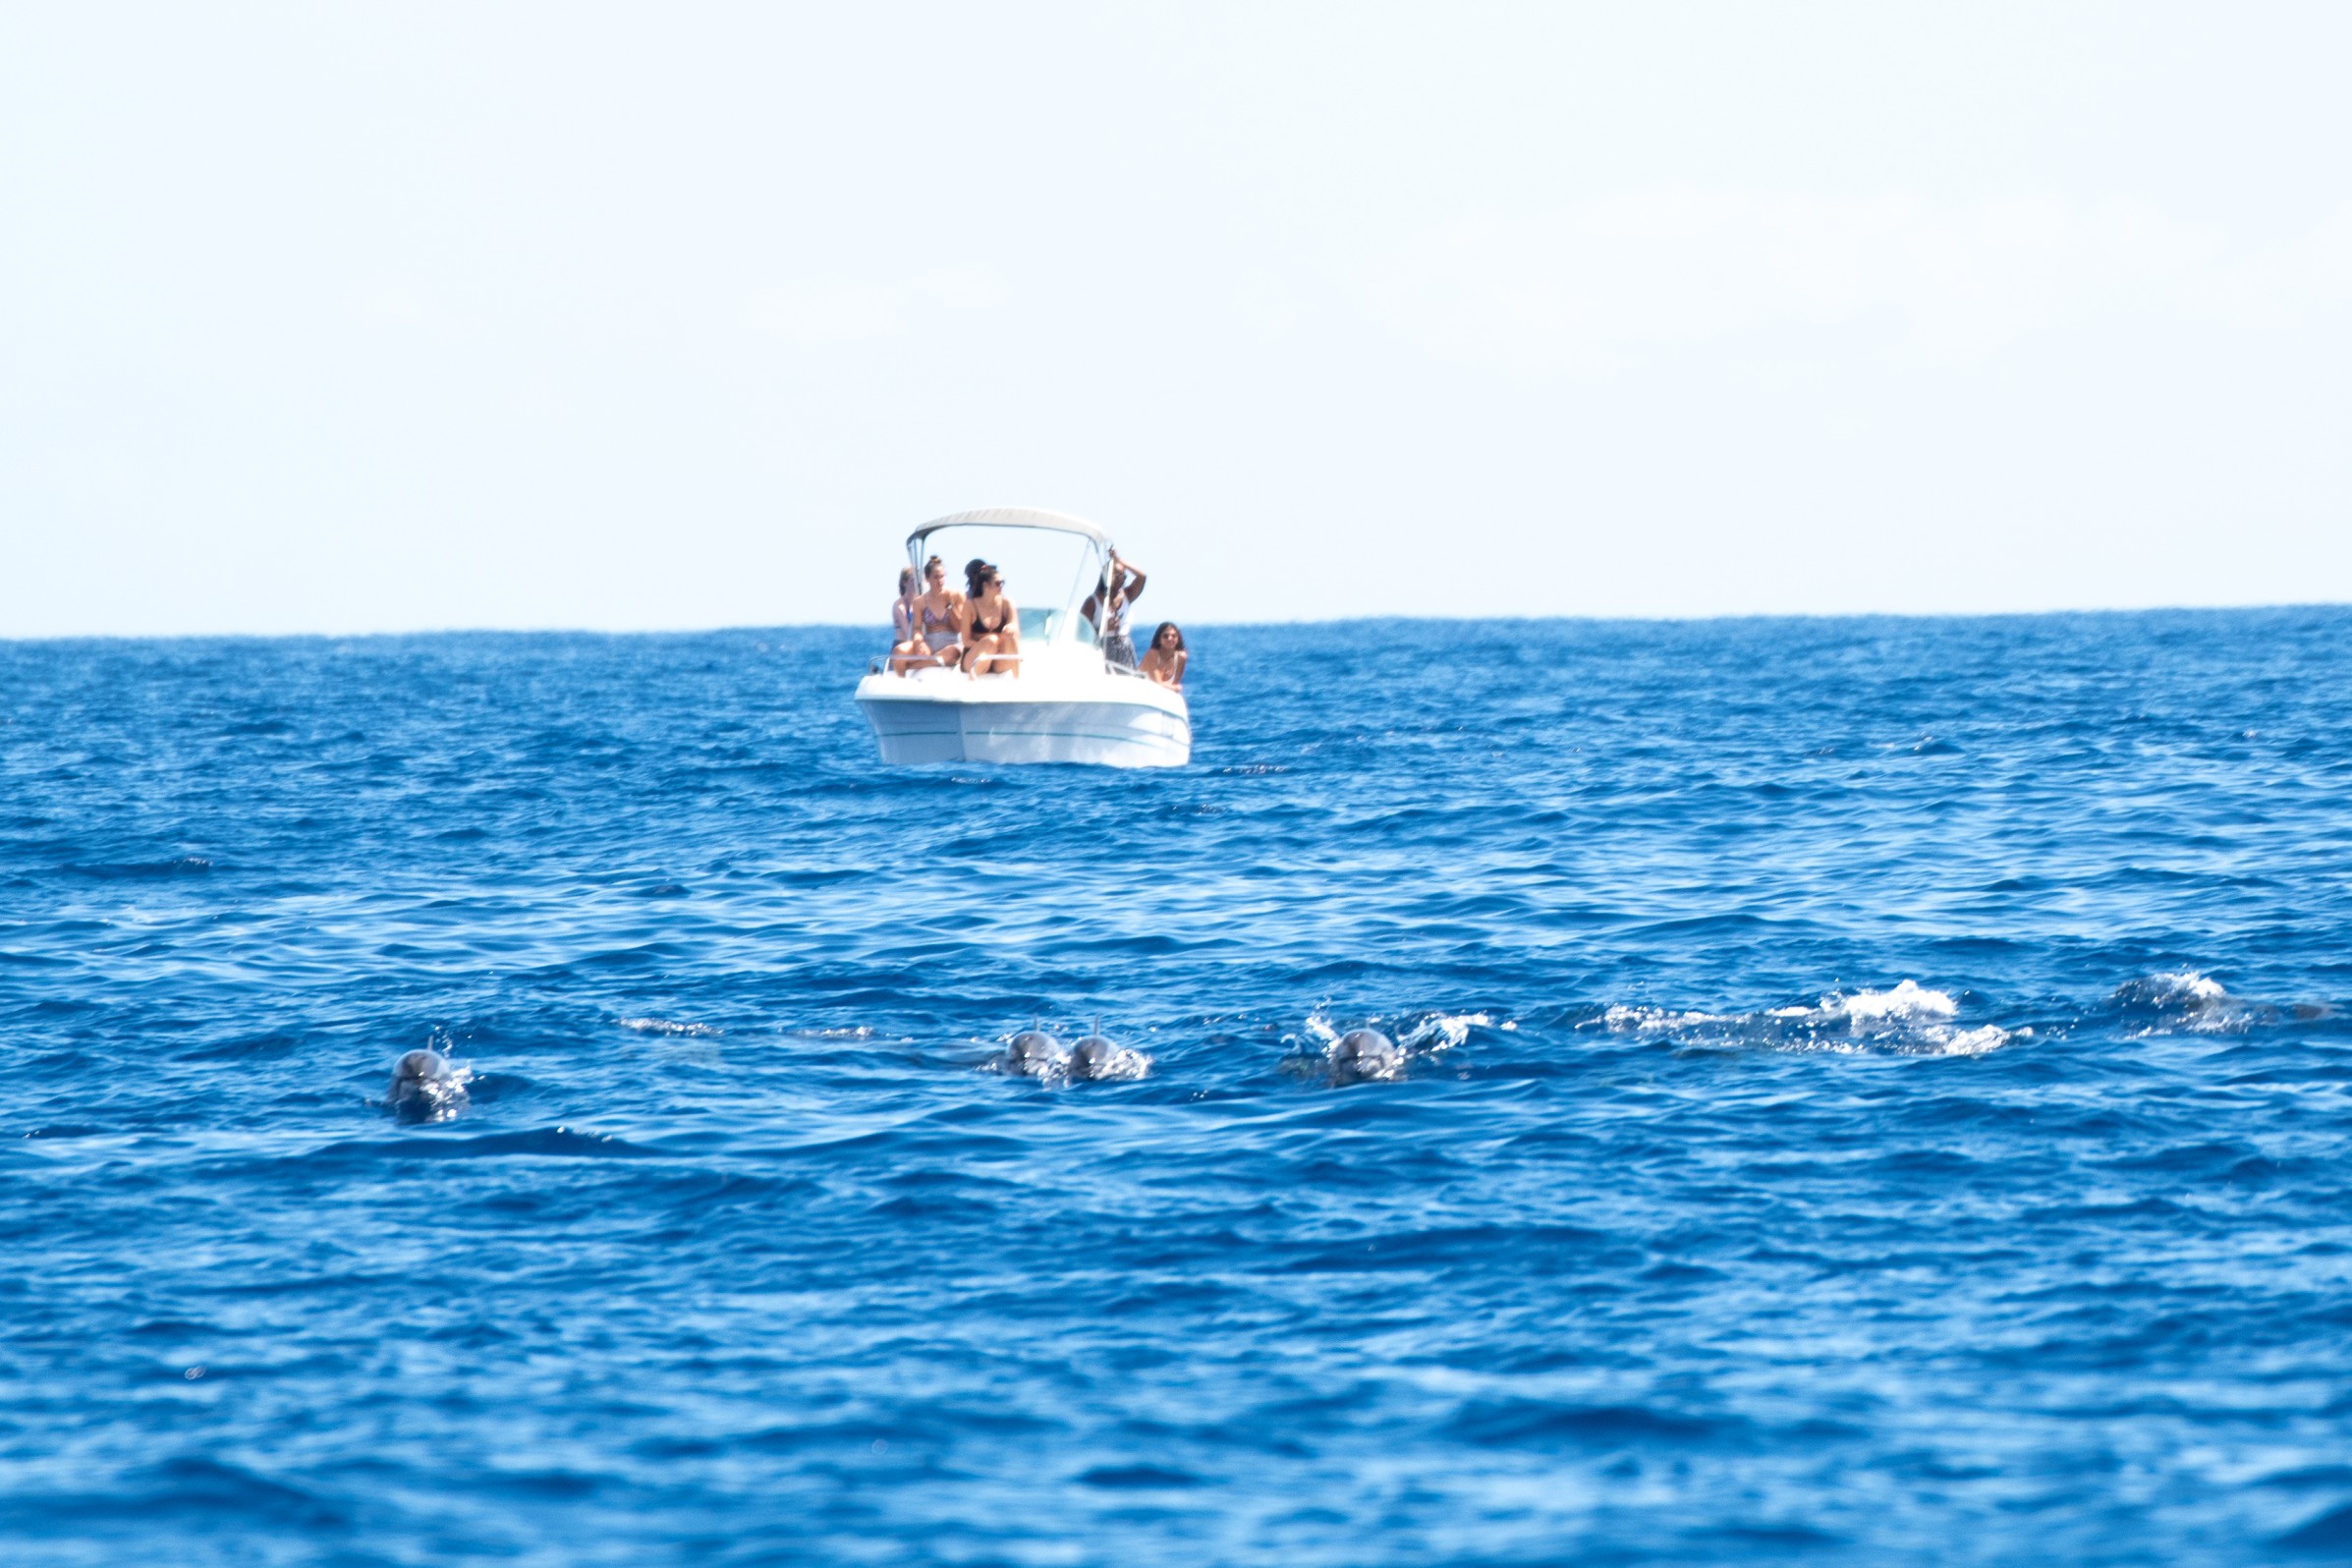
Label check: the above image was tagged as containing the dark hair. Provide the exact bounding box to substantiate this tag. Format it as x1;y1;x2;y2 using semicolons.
1151;621;1185;651
924;554;944;579
964;559;998;596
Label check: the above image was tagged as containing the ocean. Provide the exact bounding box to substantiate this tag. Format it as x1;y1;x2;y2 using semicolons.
4;609;2350;1565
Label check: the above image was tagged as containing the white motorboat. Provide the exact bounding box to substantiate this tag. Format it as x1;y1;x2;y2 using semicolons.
855;508;1192;767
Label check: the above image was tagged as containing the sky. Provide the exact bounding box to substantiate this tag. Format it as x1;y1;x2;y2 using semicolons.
4;2;2349;636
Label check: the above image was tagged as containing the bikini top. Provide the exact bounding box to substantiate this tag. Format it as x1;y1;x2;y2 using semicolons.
922;598;957;631
972;602;1010;636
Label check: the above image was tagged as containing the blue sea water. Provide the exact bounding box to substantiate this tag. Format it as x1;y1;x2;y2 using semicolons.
5;609;2352;1566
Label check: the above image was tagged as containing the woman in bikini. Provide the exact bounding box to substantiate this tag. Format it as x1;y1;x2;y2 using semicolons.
912;555;964;670
961;559;1020;677
888;567;928;673
1139;621;1187;688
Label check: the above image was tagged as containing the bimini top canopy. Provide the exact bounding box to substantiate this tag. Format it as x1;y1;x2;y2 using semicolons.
905;507;1112;552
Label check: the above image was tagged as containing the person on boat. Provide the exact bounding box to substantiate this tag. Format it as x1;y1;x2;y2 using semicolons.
888;567;929;673
1081;553;1147;669
910;554;964;669
1139;621;1187;688
962;560;1020;677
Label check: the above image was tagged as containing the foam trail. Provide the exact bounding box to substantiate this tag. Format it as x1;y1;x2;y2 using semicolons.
1592;983;2009;1056
1834;980;1958;1027
1398;1011;1490;1051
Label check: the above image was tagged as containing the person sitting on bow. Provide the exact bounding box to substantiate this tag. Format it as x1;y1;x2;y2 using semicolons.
961;559;1021;676
888;567;930;673
911;554;964;669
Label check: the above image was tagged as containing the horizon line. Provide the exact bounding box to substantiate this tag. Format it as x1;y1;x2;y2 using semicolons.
5;599;2350;646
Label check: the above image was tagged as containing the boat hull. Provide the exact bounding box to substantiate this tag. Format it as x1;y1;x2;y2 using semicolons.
856;674;1191;767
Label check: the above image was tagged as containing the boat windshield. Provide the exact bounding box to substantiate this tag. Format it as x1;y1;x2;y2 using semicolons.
912;525;1105;642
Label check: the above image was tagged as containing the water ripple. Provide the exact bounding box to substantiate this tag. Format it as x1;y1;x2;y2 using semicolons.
2;612;2351;1564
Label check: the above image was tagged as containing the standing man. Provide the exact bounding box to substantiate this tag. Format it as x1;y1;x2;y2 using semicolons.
1082;553;1148;670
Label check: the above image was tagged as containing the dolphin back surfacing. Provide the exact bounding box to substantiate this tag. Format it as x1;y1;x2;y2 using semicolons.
1002;1030;1069;1078
388;1047;469;1122
1329;1029;1404;1082
1068;1034;1150;1082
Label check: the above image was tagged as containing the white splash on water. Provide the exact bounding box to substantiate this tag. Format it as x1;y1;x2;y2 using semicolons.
618;1017;720;1037
1599;1005;1729;1033
1832;980;1960;1026
1933;1024;2012;1056
2116;970;2245;1034
1594;982;2010;1056
2144;971;2227;1004
1822;981;2004;1053
1071;1042;1152;1083
1398;1011;1490;1051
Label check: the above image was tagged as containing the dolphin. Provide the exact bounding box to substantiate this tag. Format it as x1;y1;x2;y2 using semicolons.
1001;1030;1069;1078
1329;1029;1404;1082
1068;1033;1149;1082
387;1047;469;1121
